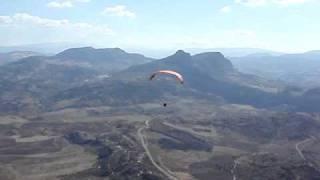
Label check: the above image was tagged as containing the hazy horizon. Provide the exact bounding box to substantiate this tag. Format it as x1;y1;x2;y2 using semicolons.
1;41;318;59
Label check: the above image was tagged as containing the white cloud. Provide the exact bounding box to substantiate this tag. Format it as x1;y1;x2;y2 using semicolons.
76;0;91;2
11;13;69;27
274;0;311;5
47;1;73;8
47;0;91;8
0;13;114;45
220;6;232;13
102;5;136;18
235;0;267;7
0;13;112;34
0;16;13;24
235;0;312;7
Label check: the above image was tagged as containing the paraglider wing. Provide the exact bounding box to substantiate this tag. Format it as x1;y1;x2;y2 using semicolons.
149;70;184;84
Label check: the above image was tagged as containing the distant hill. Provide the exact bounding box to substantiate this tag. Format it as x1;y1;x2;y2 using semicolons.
0;42;86;54
0;47;153;114
186;48;283;57
52;47;154;72
119;50;282;93
128;47;284;59
0;47;154;73
230;51;320;88
0;51;42;65
0;56;98;115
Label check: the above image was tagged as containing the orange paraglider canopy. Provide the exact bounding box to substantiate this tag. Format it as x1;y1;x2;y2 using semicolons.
149;70;184;84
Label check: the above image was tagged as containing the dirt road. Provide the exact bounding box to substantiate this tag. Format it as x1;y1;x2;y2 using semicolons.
137;120;178;180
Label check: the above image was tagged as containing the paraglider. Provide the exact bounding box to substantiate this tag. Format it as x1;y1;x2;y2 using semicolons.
149;70;184;107
149;70;184;84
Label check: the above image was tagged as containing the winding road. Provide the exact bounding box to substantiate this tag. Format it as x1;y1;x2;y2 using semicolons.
137;120;178;180
231;159;239;180
295;136;316;167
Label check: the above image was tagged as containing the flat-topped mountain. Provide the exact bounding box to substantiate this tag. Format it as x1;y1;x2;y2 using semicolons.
53;47;154;72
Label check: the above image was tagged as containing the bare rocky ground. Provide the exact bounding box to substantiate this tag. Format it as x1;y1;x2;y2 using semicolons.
0;99;320;180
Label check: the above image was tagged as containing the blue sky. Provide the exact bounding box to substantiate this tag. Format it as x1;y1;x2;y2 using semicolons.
0;0;320;52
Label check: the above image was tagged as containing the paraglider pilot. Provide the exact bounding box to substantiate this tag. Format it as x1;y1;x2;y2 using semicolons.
149;70;184;108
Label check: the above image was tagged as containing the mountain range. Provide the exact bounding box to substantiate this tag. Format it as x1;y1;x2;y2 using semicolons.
1;47;320;180
0;47;286;113
2;47;320;114
231;51;320;88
